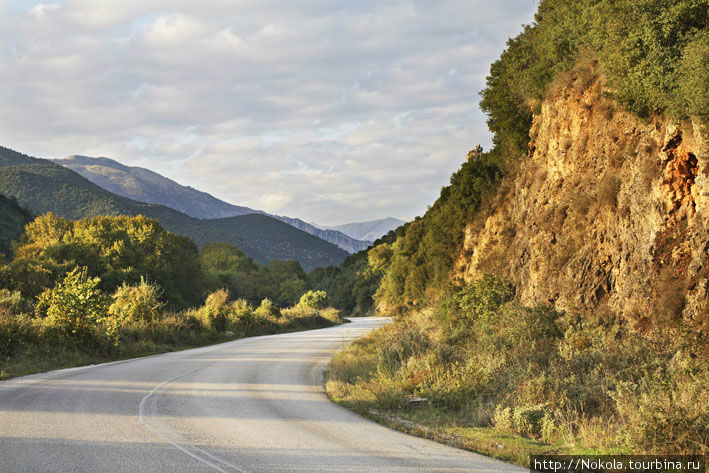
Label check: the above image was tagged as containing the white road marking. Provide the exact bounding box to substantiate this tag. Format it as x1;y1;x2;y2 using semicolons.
138;365;251;473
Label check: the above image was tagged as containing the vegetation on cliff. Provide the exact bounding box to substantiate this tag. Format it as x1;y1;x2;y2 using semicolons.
324;0;709;459
481;0;709;159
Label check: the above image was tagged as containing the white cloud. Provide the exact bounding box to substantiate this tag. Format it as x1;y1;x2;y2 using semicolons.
142;13;205;47
28;3;60;18
0;0;537;225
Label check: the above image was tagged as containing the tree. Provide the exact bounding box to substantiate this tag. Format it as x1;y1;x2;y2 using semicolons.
36;267;108;341
298;290;328;309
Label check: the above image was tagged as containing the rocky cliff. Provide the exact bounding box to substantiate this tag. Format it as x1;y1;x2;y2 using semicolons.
454;66;708;332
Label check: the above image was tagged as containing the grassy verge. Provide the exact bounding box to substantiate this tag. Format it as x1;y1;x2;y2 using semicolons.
0;306;342;380
324;336;569;467
326;393;626;467
324;280;708;465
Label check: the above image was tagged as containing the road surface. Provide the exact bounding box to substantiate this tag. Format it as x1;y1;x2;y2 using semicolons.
0;317;523;473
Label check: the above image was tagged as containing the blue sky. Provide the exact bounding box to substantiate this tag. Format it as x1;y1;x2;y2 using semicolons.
0;1;537;225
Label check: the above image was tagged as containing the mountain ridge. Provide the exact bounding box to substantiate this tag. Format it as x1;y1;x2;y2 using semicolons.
320;217;405;241
52;155;371;253
0;146;347;271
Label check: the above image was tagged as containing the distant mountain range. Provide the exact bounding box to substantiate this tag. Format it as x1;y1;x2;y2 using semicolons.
319;217;405;241
53;155;259;219
52;155;372;254
0;146;347;271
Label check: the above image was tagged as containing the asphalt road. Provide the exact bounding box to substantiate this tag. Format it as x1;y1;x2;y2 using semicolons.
0;317;523;473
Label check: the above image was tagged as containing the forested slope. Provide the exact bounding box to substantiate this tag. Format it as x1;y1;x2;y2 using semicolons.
0;194;32;258
323;0;709;459
0;146;347;270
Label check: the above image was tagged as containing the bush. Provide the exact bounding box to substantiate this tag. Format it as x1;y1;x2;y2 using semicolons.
0;312;38;357
614;366;709;453
109;278;164;324
446;275;514;322
493;404;550;439
35;267;109;341
0;288;33;315
254;298;279;318
199;289;231;332
298;290;328;309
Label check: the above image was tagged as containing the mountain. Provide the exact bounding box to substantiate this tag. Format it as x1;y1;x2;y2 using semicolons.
273;215;371;254
322;217;405;241
0;146;347;271
52;155;259;219
0;193;33;258
52;155;370;254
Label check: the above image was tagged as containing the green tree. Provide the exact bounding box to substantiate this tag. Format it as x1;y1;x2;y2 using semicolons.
108;278;164;324
298;290;328;309
679;31;709;122
10;214;205;309
36;267;108;340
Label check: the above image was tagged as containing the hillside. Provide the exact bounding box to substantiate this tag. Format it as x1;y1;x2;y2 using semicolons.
322;0;709;458
0;194;32;258
323;217;405;241
274;215;371;253
0;146;347;270
53;155;259;218
53;155;370;253
455;67;709;325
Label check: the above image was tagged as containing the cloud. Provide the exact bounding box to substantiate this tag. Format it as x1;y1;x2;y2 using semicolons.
28;2;60;18
0;0;537;225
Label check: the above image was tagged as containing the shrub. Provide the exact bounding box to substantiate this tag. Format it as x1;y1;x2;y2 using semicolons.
493;404;548;438
449;275;514;321
108;278;164;324
0;289;33;315
226;299;258;335
679;31;709;122
199;289;231;332
35;267;108;341
614;368;709;453
298;290;328;309
254;298;279;318
0;312;38;357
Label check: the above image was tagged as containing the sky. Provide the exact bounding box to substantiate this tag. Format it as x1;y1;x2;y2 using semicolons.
0;1;537;226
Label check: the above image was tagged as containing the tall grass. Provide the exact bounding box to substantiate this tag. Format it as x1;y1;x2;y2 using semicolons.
327;277;708;456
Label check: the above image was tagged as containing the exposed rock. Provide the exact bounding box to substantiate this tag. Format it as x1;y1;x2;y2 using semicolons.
454;73;709;333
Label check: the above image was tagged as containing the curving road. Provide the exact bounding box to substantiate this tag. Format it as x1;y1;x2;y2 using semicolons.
0;318;522;473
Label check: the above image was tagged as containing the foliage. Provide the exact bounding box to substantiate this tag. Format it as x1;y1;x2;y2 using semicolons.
35;267;108;341
0;194;33;259
197;289;233;332
328;277;709;454
254;298;280;319
0;288;33;315
200;242;311;307
10;213;205;309
298;290;328;309
307;238;392;315
679;31;709;122
374;154;503;310
108;278;165;324
480;0;709;160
